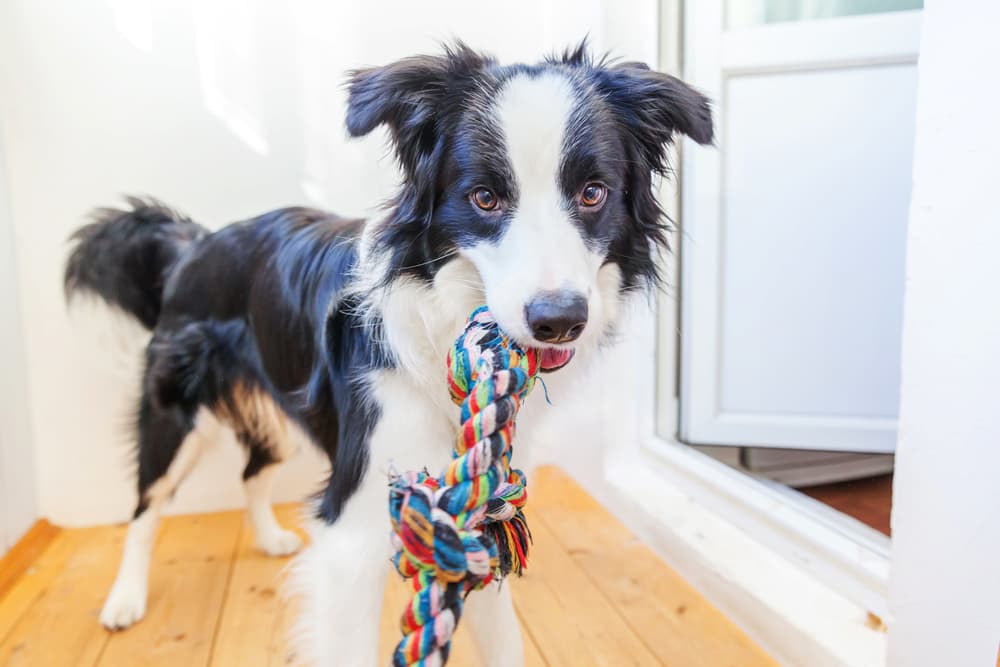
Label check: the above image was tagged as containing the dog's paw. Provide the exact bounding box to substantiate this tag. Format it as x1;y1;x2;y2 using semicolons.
257;528;303;557
100;581;147;631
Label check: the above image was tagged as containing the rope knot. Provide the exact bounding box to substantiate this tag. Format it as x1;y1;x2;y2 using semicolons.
388;307;542;666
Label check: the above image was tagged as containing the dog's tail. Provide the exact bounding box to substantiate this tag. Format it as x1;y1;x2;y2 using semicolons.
64;196;208;330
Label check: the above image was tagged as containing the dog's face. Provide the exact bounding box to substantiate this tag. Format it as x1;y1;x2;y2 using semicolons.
347;43;713;369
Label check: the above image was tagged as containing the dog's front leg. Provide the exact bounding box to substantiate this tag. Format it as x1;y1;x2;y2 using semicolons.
292;370;465;665
294;473;390;667
463;582;526;667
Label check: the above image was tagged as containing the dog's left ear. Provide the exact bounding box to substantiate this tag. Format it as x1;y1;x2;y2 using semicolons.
595;63;714;284
598;62;714;158
346;43;492;179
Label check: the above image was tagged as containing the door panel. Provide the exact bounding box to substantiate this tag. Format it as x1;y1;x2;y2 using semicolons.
679;6;921;452
720;64;915;420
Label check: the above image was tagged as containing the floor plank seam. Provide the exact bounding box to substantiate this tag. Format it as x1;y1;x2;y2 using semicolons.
512;600;551;667
530;508;668;666
89;623;113;666
205;515;246;667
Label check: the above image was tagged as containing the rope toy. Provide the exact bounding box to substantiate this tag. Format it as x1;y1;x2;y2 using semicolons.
388;306;542;666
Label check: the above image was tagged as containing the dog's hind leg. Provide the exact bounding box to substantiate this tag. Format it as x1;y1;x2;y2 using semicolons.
241;442;303;557
100;393;217;631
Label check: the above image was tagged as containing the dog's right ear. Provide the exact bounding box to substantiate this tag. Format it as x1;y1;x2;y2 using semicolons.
346;43;492;178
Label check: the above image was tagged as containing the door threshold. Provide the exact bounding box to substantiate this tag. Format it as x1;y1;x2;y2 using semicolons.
587;442;889;666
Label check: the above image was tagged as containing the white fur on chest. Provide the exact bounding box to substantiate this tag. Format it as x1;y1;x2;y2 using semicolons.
364;259;488;475
367;253;623;474
365;369;459;478
375;256;485;402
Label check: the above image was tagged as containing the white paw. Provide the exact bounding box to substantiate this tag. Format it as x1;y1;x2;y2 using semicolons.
100;580;147;631
257;528;303;557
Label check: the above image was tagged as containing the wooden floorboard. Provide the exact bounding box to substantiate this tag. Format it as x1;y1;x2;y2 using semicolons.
512;517;661;666
0;467;774;666
531;467;777;667
800;473;893;536
0;521;61;604
211;505;304;667
99;511;244;667
0;526;116;666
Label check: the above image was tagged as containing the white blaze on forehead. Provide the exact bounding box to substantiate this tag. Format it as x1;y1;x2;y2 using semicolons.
462;71;614;348
494;72;576;195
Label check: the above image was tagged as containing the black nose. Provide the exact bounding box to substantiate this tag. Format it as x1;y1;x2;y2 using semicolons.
525;291;589;343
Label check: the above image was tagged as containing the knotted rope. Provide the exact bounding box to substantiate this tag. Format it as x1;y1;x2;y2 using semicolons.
388;306;541;666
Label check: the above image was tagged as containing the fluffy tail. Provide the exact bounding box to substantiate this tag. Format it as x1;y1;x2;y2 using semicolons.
64;196;208;329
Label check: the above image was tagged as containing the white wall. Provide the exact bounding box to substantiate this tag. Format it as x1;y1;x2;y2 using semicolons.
0;119;40;552
0;0;656;527
889;1;1000;665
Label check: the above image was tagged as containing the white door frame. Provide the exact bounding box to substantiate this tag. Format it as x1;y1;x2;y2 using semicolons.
678;7;922;451
576;4;901;664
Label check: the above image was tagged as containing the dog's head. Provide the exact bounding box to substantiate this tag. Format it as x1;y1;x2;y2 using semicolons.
347;42;713;370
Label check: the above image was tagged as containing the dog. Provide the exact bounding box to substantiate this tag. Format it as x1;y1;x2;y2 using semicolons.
64;42;712;666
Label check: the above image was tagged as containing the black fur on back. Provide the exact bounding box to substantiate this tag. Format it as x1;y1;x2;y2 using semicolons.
64;196;207;329
74;202;392;524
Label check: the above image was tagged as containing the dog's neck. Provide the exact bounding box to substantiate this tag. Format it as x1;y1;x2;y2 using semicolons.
351;219;483;411
377;257;485;385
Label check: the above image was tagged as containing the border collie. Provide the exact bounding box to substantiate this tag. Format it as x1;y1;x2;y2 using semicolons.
64;43;712;666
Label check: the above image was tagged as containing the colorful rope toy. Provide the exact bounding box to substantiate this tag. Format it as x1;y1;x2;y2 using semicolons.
388;306;541;666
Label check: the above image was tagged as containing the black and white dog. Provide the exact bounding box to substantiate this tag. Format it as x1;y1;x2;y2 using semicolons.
65;43;712;665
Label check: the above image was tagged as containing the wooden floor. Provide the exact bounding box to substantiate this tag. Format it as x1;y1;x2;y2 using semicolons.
0;467;775;666
800;473;893;536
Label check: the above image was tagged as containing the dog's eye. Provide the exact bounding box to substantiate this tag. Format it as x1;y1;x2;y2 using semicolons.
580;183;608;208
471;188;499;212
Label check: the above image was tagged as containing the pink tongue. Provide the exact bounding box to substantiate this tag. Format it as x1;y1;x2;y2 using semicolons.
540;348;574;370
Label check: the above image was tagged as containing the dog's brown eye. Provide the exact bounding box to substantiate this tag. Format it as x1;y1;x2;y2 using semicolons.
471;188;499;211
580;183;607;208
